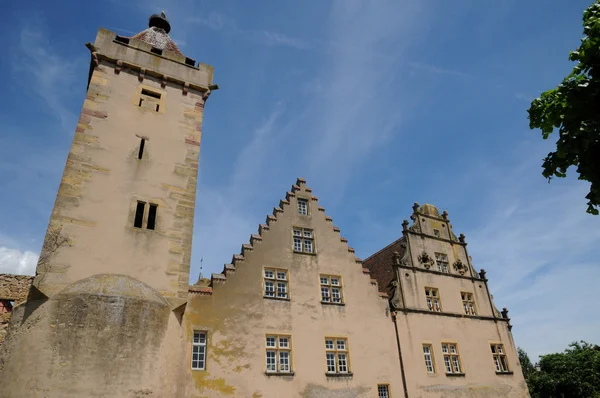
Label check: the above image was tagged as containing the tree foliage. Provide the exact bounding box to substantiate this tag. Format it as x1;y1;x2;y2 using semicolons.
528;1;600;215
519;341;600;398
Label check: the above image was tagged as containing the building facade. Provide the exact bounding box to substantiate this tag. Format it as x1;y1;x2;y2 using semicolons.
0;14;529;398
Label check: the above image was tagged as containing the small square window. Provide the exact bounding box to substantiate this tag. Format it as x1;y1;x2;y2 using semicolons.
433;229;440;237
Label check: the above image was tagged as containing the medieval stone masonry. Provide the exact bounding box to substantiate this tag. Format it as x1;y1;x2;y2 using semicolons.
0;13;530;398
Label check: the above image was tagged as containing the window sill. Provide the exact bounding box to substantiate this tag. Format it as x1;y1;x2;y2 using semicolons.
265;371;295;377
326;372;353;378
321;301;345;306
293;250;317;256
496;371;514;375
445;373;466;377
264;296;290;302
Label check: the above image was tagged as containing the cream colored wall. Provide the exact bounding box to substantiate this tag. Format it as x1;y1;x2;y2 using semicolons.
396;313;528;398
32;29;209;304
392;206;529;397
184;181;404;398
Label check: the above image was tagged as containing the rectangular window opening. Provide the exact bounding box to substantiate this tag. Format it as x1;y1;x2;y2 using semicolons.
191;331;207;370
425;287;441;312
325;337;350;374
297;198;309;215
265;334;292;373
185;57;196;66
138;139;146;160
435;253;449;273
115;35;130;44
461;292;477;316
264;268;289;299
141;89;161;99
320;275;343;304
134;201;146;228
377;384;390;398
423;344;435;374
155;104;160;112
147;204;158;230
491;344;510;373
138;98;144;107
150;47;163;55
293;227;314;254
442;343;462;374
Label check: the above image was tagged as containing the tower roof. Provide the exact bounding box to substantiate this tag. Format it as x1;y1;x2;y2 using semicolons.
130;12;183;56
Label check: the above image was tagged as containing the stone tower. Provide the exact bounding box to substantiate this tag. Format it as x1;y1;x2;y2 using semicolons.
0;13;216;397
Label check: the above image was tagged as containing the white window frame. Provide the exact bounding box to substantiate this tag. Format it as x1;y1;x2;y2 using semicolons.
320;275;343;304
423;344;435;374
297;198;309;215
191;331;207;370
264;268;289;299
425;287;441;312
293;227;314;254
377;384;390;398
491;343;510;373
325;337;350;374
461;292;477;315
442;343;462;374
265;334;292;373
435;252;449;273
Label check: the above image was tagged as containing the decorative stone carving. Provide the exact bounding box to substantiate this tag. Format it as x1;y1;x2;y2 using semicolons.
398;241;412;267
453;259;467;275
389;280;403;310
418;251;434;269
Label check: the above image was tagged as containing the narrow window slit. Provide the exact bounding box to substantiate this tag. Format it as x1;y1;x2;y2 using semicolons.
138;98;143;107
147;204;158;230
134;201;145;228
138;139;146;159
155;104;160;112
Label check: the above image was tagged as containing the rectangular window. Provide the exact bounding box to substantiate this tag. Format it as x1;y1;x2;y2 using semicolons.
461;292;477;315
134;201;146;228
423;344;435;374
293;227;314;254
442;343;462;374
435;253;449;273
377;384;390;398
297;198;308;215
320;275;343;304
433;229;440;237
264;268;288;299
191;331;207;370
139;89;162;112
425;287;441;312
147;204;158;230
265;335;292;373
491;344;510;373
325;337;350;374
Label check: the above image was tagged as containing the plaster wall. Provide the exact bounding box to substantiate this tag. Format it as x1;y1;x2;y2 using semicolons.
184;181;404;398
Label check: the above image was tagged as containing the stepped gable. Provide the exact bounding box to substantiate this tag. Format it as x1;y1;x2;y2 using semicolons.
189;177;387;299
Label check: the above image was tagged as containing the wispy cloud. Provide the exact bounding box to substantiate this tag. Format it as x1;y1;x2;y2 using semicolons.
407;61;473;78
14;19;83;133
186;12;308;49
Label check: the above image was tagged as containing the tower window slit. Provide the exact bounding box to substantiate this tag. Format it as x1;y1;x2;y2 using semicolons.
134;201;146;228
138;139;146;159
147;204;158;230
138;98;143;107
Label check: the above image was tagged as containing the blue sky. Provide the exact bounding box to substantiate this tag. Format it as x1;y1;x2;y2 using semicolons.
1;0;598;360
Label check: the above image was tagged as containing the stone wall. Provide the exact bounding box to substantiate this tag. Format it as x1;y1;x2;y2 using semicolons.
0;274;33;345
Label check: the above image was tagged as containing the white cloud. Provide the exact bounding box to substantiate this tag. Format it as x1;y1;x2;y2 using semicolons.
0;247;38;276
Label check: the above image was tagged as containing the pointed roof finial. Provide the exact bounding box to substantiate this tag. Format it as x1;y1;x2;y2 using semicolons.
149;11;171;33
